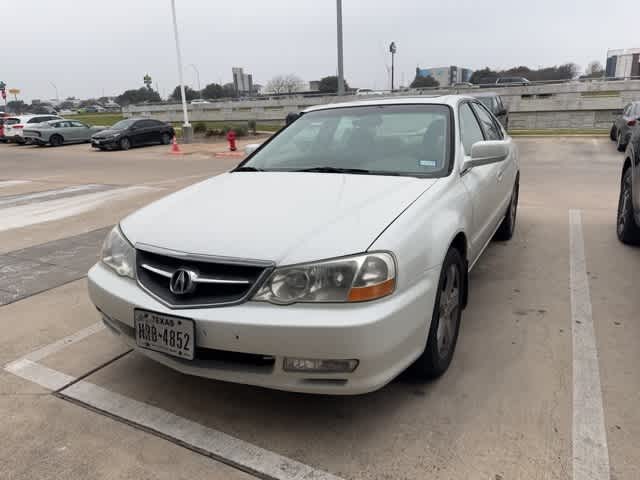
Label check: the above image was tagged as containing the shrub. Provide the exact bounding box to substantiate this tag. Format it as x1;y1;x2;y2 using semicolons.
193;122;207;134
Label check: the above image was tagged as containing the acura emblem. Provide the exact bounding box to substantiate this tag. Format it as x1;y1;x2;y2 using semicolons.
169;269;196;295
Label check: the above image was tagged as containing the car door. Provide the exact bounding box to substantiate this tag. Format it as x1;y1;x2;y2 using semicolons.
68;121;90;141
471;101;516;221
458;102;501;260
128;120;147;146
617;104;632;135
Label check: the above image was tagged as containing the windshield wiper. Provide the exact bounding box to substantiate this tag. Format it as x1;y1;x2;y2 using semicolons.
293;166;375;175
233;166;264;172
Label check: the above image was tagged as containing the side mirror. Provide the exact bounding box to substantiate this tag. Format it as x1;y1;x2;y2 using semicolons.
462;141;509;172
244;143;261;155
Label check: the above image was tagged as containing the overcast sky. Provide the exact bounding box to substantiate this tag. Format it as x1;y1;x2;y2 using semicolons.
2;0;634;102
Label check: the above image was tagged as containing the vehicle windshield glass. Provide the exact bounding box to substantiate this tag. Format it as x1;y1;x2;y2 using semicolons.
111;119;137;130
241;105;451;177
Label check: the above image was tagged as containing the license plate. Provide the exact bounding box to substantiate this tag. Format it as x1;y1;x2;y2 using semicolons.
134;309;195;360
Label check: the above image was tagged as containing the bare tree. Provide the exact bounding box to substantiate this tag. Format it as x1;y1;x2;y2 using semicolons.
266;74;304;94
585;61;604;76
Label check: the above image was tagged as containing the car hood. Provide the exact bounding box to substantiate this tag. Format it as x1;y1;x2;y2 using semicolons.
93;128;122;137
121;172;438;265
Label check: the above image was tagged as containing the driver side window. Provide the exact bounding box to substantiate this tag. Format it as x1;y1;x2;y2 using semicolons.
459;103;484;155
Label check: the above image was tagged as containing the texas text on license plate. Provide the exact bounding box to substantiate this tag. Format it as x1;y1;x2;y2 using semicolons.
134;309;195;360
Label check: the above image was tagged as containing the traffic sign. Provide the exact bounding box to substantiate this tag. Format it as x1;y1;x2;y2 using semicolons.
8;88;20;95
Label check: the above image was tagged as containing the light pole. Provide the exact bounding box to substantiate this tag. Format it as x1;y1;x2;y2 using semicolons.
170;0;192;142
389;42;396;92
50;81;59;103
336;0;345;96
189;64;202;98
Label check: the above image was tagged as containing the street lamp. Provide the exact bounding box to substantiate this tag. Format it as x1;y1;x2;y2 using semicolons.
389;42;397;92
50;81;59;103
336;0;345;96
170;0;192;143
188;64;202;99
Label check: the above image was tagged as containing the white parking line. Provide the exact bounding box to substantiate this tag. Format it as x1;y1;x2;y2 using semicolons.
3;323;344;480
569;209;610;480
0;180;31;188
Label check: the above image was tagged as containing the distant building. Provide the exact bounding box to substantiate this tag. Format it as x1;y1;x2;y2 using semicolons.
415;66;473;87
606;49;640;79
309;80;320;91
232;67;253;95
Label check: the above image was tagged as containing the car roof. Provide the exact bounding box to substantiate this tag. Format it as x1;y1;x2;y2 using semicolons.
303;95;472;113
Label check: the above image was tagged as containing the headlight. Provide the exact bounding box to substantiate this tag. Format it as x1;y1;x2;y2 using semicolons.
252;252;396;304
101;226;135;278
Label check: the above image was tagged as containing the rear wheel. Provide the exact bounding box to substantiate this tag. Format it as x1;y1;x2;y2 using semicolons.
494;179;519;241
617;131;627;152
50;135;63;147
617;168;640;245
161;132;172;145
411;248;465;379
119;137;131;150
610;125;617;141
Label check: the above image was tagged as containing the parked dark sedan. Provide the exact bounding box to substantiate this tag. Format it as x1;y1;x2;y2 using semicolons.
617;128;640;245
611;101;640;152
471;92;509;129
91;118;174;150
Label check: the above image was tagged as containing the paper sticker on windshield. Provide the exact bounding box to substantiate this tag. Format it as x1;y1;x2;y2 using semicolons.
419;160;437;168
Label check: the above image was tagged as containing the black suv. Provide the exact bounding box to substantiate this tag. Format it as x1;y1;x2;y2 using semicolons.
617;128;640;245
611;101;640;152
91;118;174;151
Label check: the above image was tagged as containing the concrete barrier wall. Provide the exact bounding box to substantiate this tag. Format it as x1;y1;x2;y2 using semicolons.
124;80;640;130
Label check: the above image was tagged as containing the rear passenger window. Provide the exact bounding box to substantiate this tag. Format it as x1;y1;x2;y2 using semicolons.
459;103;485;155
471;103;503;140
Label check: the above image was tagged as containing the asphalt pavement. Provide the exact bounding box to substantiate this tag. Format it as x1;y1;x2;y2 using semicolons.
0;138;637;480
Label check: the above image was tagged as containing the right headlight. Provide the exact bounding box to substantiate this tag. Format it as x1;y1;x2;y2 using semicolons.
252;252;396;305
100;226;136;279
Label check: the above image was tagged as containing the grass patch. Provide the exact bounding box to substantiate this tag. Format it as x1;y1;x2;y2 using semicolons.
580;90;619;97
510;128;609;136
66;112;124;126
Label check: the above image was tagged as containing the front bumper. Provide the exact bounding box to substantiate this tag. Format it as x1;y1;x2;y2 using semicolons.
88;262;440;395
91;138;117;148
7;134;26;144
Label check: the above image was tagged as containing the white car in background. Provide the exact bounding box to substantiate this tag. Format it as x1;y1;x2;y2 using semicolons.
88;96;519;395
4;114;61;144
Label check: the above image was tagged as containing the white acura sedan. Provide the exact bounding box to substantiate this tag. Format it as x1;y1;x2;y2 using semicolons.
88;96;519;395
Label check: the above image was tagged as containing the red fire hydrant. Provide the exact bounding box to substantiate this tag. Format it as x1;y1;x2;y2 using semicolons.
226;129;237;151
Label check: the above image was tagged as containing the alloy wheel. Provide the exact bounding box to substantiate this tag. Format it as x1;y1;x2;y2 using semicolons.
437;264;460;360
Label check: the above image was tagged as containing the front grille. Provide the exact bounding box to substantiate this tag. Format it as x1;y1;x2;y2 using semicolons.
136;247;271;308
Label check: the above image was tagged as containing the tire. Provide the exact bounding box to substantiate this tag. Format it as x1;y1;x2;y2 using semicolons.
617;131;627;152
411;247;465;379
161;132;172;145
50;135;63;147
617;167;640;245
494;179;519;241
610;125;617;141
119;137;131;150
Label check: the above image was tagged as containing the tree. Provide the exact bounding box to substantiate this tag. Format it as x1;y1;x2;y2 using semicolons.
116;87;161;106
6;100;27;114
266;74;304;94
410;75;439;88
201;82;224;99
582;60;604;79
470;67;499;84
318;75;349;93
169;85;198;101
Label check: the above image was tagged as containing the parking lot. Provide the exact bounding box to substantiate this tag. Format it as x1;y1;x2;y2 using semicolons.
0;137;638;479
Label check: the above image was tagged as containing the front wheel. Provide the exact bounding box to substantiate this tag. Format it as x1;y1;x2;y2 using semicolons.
411;248;465;379
119;137;131;150
494;180;519;241
50;134;63;147
617;168;640;245
610;125;617;141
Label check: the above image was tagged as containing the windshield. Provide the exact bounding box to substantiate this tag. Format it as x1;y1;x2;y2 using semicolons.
241;105;451;177
110;119;137;130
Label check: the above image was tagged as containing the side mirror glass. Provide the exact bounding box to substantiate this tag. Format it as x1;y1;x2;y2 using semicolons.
463;140;509;172
244;143;261;155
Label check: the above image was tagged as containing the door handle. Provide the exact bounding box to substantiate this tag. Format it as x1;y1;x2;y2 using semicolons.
497;169;504;181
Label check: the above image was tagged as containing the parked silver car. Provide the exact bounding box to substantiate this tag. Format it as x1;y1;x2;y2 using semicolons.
23;119;106;146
